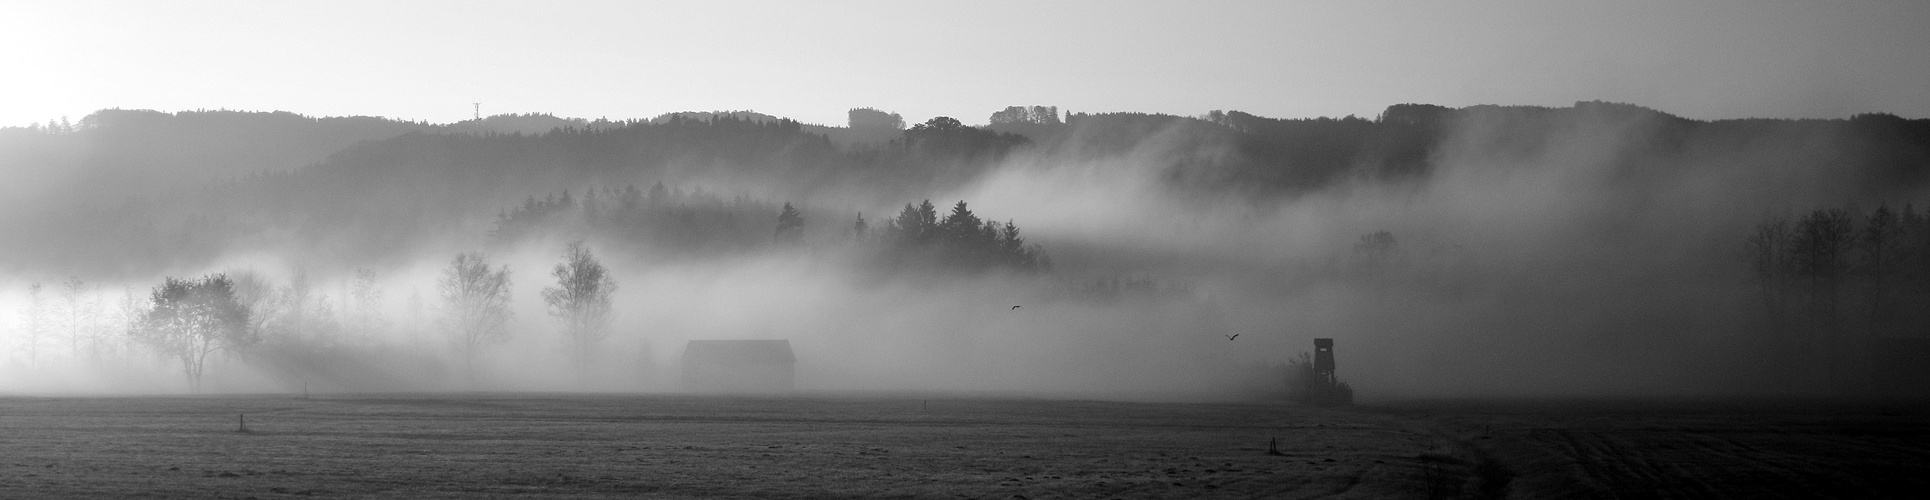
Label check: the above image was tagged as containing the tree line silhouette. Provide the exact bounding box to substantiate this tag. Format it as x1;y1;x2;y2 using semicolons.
14;238;627;392
868;199;1048;273
486;183;1049;274
1743;203;1930;391
7;103;1928;274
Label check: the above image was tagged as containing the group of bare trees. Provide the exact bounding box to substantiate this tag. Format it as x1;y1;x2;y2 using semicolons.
435;241;619;386
7;240;621;393
99;270;355;393
542;242;619;383
438;252;512;384
1743;204;1930;390
12;277;127;368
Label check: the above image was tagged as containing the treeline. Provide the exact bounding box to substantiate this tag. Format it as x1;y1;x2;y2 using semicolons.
487;184;781;256
8;103;1930;275
8;269;390;387
1743;203;1930;390
13;240;626;392
5;112;1035;271
487;183;1051;274
228;113;1028;240
864;200;1049;273
977;102;1930;200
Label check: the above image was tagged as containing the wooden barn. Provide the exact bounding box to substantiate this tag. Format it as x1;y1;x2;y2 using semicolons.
681;339;796;393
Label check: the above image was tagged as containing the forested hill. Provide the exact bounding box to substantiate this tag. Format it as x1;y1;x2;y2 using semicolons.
2;102;1928;274
0;109;599;208
986;102;1930;199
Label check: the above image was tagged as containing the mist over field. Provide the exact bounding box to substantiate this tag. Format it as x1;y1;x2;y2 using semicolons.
1;103;1927;400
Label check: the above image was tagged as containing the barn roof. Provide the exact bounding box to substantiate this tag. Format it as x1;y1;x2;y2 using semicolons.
683;339;796;364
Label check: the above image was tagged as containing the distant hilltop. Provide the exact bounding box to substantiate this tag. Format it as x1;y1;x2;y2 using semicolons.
3;99;1924;211
0;99;1926;283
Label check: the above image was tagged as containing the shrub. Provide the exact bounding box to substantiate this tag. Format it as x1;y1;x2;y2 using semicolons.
1284;351;1354;406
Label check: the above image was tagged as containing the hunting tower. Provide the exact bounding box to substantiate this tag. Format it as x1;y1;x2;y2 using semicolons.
1313;338;1336;385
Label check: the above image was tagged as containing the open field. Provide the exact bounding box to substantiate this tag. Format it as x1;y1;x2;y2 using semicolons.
0;394;1924;499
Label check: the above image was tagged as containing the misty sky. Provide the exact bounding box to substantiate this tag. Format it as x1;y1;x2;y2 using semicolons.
5;0;1927;128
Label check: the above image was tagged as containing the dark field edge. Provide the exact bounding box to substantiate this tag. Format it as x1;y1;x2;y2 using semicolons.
1366;396;1930;416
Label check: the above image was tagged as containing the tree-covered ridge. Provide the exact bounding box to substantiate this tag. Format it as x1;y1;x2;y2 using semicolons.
3;102;1929;275
487;184;782;257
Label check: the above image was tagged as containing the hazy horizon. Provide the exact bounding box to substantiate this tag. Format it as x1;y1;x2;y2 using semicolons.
6;0;1928;129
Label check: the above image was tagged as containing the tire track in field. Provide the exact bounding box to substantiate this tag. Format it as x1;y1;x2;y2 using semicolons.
1547;429;1713;499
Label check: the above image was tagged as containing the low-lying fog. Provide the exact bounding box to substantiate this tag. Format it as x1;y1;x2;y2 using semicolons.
0;105;1922;401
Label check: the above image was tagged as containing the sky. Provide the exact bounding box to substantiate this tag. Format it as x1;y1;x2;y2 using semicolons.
3;0;1928;129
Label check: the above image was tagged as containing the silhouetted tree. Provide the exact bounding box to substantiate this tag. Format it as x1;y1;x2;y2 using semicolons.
1860;205;1904;333
1903;205;1930;296
848;108;905;130
988;105;1061;125
439;252;513;384
134;274;254;393
890;200;940;245
909;116;965;134
939;200;985;250
1744;214;1796;338
1793;209;1855;332
542;241;619;386
775;202;804;244
1737;205;1930;391
998;220;1038;270
903;117;1030;159
874;199;1046;273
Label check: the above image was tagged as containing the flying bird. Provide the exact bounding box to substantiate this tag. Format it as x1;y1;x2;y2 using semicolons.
1011;305;1021;310
1225;334;1239;341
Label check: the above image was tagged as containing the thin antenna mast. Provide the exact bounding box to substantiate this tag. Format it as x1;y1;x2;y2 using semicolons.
473;102;480;120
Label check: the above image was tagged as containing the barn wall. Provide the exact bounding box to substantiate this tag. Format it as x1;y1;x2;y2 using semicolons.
683;361;795;393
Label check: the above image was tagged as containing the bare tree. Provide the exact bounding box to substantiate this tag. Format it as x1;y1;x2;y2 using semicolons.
1860;205;1903;334
350;267;386;339
114;286;148;357
270;269;340;344
439;252;513;385
1744;215;1794;336
228;270;279;351
1791;208;1856;388
278;270;314;340
56;276;100;358
133;274;255;393
1793;209;1855;329
541;241;619;385
20;283;46;367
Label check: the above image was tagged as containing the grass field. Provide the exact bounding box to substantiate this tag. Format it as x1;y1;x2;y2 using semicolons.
0;394;1923;499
